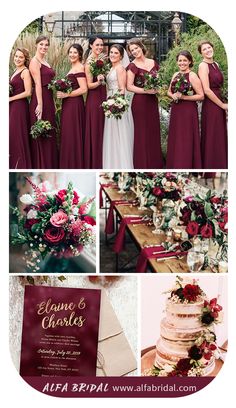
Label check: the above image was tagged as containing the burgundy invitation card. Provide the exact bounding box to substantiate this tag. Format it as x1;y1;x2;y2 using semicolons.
20;285;101;377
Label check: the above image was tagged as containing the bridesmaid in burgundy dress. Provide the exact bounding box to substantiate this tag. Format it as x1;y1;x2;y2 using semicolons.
9;48;32;169
127;38;163;169
198;41;228;168
84;37;107;169
166;51;204;169
29;35;58;169
57;44;87;169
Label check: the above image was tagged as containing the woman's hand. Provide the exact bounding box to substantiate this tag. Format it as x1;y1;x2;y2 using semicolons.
35;104;42;119
97;74;105;83
57;91;68;99
171;92;180;102
221;103;228;111
145;89;157;95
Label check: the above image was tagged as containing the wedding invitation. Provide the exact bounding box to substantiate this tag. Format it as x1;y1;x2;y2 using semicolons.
20;285;101;377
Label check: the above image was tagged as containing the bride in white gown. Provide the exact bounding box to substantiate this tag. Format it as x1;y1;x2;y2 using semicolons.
103;44;134;169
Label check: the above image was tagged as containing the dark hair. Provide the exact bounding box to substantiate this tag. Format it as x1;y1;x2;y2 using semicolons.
35;35;50;46
68;43;83;62
176;50;194;68
198;40;214;54
15;47;30;68
127;38;146;55
110;44;124;59
84;36;104;61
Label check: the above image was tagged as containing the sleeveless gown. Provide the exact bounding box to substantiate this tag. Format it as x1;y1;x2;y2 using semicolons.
200;62;227;169
127;61;163;169
30;64;58;169
102;67;134;169
166;72;202;169
9;71;32;169
59;72;86;168
84;77;106;169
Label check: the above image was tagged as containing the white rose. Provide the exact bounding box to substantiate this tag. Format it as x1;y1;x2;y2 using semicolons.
20;194;34;205
107;99;115;106
27;209;38;219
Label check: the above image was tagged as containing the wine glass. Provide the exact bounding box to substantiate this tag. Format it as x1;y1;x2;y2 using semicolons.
138;193;147;210
152;211;164;234
187;249;205;272
118;175;125;193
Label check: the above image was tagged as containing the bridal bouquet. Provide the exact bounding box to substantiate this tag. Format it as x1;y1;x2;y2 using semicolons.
10;178;96;272
102;91;129;119
48;76;73;93
89;53;110;78
143;72;160;91
171;72;194;102
30;120;53;139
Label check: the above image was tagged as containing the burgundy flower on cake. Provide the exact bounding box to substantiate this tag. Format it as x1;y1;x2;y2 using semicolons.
182;284;201;302
201;298;223;326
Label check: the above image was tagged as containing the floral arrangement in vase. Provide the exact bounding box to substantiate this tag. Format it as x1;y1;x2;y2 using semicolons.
10;178;96;272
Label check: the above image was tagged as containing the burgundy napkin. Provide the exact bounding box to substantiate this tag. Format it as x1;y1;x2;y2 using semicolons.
99;184;118;208
105;200;130;234
113;217;146;253
136;246;187;273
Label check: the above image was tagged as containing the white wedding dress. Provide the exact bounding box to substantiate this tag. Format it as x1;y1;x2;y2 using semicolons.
102;67;134;169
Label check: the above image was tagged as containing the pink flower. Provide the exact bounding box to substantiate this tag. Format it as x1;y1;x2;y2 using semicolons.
56;189;79;205
83;216;96;226
50;210;68;227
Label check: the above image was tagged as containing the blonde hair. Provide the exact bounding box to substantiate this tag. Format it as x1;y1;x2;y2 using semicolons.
15;47;30;68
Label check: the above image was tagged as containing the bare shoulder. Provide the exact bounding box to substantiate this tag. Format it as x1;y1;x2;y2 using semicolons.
198;61;209;72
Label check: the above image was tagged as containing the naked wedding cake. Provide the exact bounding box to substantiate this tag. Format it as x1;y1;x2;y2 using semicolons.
153;277;223;377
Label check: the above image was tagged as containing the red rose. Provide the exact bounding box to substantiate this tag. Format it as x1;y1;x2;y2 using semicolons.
83;216;96;226
96;60;104;68
186;221;199;236
24;219;39;230
200;223;213;238
183;284;201;302
56;189;79;205
153;187;164;197
180;208;191;225
210;196;221;204
44;227;65;244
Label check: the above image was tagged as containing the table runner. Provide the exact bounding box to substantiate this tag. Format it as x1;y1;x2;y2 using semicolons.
105;200;131;234
113;217;148;253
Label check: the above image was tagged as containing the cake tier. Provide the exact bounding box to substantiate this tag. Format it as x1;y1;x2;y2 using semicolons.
165;298;205;328
154;342;215;376
160;318;206;341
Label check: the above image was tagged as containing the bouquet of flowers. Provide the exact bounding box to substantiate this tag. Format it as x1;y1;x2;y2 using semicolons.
171;72;194;102
9;83;13;96
30;120;53;139
143;72;160;91
10;178;96;272
48;76;73;93
179;189;228;248
89;53;110;78
102;91;130;119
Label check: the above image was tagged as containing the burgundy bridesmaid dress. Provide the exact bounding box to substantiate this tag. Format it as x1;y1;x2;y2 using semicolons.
166;73;202;169
9;71;32;169
59;73;85;168
127;62;163;169
201;62;227;169
30;64;58;169
84;78;106;169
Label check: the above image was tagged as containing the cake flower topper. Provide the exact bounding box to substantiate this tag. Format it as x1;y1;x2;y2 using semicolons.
144;277;224;377
10;177;96;272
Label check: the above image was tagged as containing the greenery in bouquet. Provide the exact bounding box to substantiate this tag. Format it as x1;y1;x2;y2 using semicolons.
30;120;53;139
140;173;184;207
89;53;111;78
10;178;96;272
179;189;228;250
143;72;160;91
102;91;130;119
48;76;73;93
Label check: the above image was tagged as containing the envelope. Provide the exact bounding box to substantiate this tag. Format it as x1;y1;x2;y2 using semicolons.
96;290;137;376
